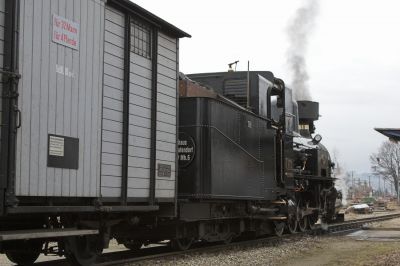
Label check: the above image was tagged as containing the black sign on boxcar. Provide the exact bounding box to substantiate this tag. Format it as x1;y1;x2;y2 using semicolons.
47;134;79;169
178;132;195;168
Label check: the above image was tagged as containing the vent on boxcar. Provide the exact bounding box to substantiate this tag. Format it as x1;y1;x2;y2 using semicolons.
130;19;152;58
223;79;247;107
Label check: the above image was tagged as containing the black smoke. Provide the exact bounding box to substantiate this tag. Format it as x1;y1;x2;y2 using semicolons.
286;0;319;101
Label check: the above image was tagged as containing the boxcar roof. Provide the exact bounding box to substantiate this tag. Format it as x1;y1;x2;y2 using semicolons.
109;0;191;38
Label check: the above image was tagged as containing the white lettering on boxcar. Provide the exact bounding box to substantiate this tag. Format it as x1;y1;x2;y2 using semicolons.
56;64;75;78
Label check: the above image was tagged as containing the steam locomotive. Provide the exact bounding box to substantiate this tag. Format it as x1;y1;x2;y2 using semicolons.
168;71;342;246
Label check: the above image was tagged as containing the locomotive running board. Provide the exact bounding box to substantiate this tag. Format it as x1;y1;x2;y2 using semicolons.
294;175;337;181
265;216;287;220
251;215;287;221
6;205;159;214
0;228;99;241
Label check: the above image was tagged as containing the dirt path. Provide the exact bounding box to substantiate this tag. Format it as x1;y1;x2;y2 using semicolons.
280;236;400;266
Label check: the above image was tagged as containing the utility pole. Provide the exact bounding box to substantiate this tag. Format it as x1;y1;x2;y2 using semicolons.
376;158;382;198
378;175;381;198
398;180;400;205
391;181;393;196
368;175;372;197
351;171;354;199
383;179;386;199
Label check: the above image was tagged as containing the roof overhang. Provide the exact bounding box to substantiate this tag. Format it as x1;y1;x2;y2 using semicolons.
375;128;400;141
108;0;191;38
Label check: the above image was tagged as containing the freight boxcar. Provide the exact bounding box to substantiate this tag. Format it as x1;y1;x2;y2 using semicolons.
0;0;189;264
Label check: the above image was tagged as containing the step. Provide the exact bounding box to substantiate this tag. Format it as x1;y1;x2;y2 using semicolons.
0;228;99;241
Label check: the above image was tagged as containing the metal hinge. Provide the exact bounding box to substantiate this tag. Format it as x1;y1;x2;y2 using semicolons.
5;191;19;207
0;70;21;80
2;91;19;99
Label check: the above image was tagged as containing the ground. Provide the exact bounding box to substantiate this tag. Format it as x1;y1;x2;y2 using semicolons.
130;236;400;266
280;236;400;266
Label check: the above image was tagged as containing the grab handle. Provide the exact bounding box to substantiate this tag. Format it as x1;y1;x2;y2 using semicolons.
14;106;21;131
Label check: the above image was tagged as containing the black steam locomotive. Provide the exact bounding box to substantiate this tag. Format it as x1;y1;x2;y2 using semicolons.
170;71;341;246
126;71;342;251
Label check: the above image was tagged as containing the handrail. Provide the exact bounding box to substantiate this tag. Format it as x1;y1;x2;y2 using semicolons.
181;125;264;163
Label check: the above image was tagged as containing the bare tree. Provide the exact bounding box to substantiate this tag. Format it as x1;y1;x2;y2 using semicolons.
370;141;400;197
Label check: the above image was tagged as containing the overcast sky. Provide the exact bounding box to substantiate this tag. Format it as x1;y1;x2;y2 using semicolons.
133;0;400;174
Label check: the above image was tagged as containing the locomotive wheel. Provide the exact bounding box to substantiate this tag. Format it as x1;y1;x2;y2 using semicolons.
298;216;308;232
223;233;235;244
286;216;298;234
171;237;194;251
273;221;285;237
5;240;42;265
123;240;143;251
308;213;319;230
65;235;103;266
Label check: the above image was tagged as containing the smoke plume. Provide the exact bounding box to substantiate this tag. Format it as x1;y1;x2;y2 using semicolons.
332;149;348;206
335;172;348;207
286;0;319;101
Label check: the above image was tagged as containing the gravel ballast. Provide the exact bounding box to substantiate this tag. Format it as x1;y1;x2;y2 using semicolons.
128;236;322;266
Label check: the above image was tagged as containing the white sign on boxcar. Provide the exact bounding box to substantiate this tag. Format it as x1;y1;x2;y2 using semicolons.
49;136;65;157
52;14;79;50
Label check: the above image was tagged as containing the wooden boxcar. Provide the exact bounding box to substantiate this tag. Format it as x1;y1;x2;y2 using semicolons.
0;0;189;264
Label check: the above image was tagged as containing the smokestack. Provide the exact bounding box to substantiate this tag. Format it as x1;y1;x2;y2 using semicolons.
286;0;319;101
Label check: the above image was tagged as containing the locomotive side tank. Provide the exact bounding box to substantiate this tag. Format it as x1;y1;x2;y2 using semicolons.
178;96;277;200
180;71;287;202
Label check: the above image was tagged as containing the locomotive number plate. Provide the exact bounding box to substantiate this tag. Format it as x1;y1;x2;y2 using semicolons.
178;132;195;168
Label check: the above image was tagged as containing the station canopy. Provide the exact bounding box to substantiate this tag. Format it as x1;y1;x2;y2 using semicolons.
375;128;400;142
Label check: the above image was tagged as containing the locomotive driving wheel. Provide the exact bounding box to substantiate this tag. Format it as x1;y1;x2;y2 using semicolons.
286;215;298;234
308;213;319;230
123;239;143;252
298;216;308;232
171;237;194;251
273;221;285;237
222;233;235;244
65;235;103;266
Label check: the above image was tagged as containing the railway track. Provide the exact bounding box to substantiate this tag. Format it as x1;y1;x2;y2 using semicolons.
33;212;400;266
323;213;400;234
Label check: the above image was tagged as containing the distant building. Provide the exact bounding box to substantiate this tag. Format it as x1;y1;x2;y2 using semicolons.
375;128;400;142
